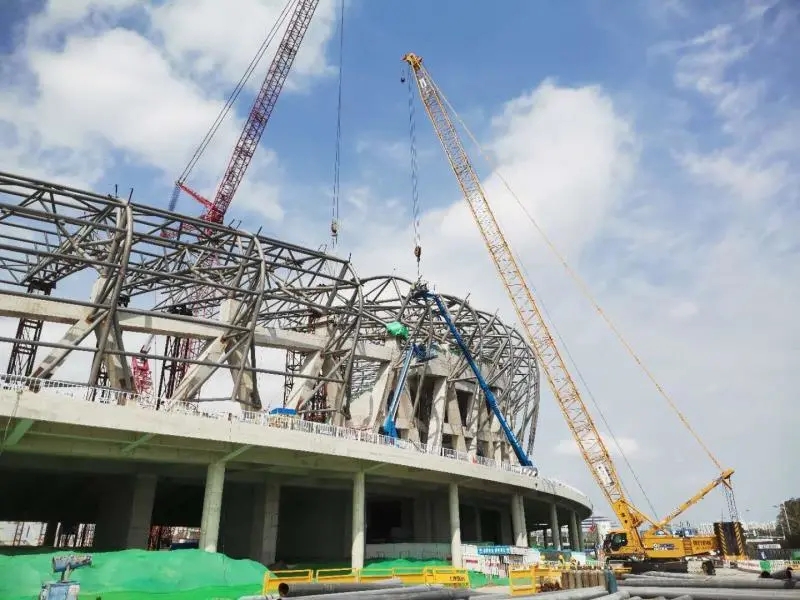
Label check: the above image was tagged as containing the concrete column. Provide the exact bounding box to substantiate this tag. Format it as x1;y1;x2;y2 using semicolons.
569;511;580;551
474;506;482;542
251;481;280;565
199;462;226;553
577;518;585;551
500;506;513;545
448;483;462;567
511;494;528;547
93;474;157;551
43;522;57;547
351;471;365;569
426;378;448;452
126;473;157;548
413;495;433;543
550;503;561;551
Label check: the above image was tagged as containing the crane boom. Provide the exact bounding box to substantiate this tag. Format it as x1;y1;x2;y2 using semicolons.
402;52;653;547
144;0;321;399
205;0;320;223
405;50;745;565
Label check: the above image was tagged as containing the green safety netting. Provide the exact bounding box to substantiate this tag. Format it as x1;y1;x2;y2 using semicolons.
0;552;507;599
0;549;266;600
385;321;409;340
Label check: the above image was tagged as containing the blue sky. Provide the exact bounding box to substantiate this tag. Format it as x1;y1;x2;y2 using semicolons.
0;0;797;524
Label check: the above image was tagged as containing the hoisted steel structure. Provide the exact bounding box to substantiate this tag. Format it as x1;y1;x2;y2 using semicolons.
0;171;541;454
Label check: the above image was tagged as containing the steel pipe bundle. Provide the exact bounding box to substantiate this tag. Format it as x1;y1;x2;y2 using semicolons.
279;580;405;597
498;587;612;599
266;588;472;600
618;586;800;599
621;576;796;590
638;572;710;580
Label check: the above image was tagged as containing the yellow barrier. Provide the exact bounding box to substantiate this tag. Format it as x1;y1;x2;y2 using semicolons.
508;568;536;597
509;566;564;596
425;567;469;588
263;569;315;593
392;567;430;585
316;568;359;584
358;568;396;583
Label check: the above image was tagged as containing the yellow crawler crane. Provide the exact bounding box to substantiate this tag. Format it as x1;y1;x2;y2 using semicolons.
403;52;746;573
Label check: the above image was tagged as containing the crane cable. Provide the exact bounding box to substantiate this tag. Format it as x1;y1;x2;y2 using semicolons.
409;66;657;513
168;0;297;210
405;65;423;276
434;83;725;474
330;0;345;247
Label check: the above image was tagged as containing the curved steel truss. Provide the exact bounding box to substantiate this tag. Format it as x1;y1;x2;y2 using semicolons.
0;170;540;460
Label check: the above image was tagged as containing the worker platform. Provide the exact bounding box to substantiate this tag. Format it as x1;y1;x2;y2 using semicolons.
0;170;591;566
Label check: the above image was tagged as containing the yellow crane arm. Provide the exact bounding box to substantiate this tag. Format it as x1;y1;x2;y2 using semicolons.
402;53;651;548
645;468;735;535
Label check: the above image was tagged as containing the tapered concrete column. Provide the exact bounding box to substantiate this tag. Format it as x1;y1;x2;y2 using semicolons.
126;473;157;548
511;494;528;547
569;511;580;550
251;481;280;564
550;503;561;550
43;522;57;547
449;483;462;567
351;471;366;569
199;462;226;552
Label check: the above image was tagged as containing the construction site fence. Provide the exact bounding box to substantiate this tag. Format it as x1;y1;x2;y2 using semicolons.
737;559;800;573
263;567;470;593
508;563;608;597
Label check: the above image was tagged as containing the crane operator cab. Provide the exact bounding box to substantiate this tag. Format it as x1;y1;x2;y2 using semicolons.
603;530;628;554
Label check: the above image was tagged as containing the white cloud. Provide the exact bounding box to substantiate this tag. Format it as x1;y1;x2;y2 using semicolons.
148;0;339;93
0;1;796;526
0;0;338;208
328;8;799;522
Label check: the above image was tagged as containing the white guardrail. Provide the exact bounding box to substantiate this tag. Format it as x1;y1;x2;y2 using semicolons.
0;374;590;505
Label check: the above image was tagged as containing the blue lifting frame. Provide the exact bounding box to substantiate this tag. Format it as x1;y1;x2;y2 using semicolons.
382;343;435;439
412;287;536;470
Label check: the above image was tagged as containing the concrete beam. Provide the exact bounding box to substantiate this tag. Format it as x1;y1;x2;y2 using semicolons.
0;292;393;361
0;387;593;511
2;419;33;446
121;433;155;454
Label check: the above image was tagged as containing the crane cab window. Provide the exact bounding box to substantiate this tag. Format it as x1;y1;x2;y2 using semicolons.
607;532;628;551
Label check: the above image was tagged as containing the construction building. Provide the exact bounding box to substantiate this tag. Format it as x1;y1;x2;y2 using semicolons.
0;171;592;567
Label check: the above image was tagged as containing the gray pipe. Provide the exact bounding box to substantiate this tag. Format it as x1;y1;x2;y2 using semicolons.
619;585;800;599
592;593;630;600
639;572;708;579
238;593;432;600
621;576;795;590
771;569;800;581
498;586;609;599
671;596;693;600
287;589;472;600
280;580;406;597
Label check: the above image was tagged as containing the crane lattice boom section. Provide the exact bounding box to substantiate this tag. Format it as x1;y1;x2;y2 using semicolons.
206;0;320;223
403;53;645;540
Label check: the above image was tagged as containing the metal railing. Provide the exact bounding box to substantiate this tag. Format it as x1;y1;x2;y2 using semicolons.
0;373;590;505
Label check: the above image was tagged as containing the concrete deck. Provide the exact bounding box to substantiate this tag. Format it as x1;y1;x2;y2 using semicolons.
0;378;591;513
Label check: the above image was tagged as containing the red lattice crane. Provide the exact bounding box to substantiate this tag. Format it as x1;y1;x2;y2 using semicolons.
133;0;321;398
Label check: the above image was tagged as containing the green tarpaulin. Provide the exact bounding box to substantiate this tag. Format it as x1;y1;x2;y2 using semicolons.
385;321;409;340
0;551;506;599
0;549;266;600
